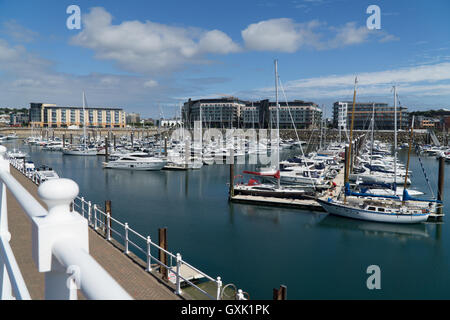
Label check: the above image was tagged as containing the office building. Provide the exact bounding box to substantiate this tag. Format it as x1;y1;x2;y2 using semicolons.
29;103;126;128
333;101;409;130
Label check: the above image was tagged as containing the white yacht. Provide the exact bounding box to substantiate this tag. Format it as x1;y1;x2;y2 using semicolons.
62;146;97;156
7;149;28;159
103;153;167;171
33;165;60;183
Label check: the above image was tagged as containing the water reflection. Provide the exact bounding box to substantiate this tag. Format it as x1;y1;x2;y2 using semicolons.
317;215;430;239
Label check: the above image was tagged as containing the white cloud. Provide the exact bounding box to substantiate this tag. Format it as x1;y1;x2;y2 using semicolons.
236;62;450;106
2;20;39;43
143;80;158;88
71;7;240;74
242;18;322;52
242;18;398;52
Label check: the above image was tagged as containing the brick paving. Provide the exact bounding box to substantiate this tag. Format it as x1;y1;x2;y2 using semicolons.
7;166;180;300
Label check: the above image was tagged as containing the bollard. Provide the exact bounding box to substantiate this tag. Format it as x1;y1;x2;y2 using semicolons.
273;285;287;300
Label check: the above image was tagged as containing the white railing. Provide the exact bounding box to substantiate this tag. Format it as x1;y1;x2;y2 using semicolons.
10;155;248;300
74;196;229;300
2;147;132;300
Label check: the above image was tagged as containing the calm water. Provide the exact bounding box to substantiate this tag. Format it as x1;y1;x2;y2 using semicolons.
6;141;450;299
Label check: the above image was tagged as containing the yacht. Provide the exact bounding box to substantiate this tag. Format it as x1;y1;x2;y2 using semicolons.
103;153;167;171
33;165;60;183
62;146;97;156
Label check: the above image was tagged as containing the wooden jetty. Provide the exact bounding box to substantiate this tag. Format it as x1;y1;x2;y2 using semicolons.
229;168;345;212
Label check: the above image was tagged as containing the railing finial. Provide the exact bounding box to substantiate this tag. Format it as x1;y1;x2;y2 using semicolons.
38;179;79;219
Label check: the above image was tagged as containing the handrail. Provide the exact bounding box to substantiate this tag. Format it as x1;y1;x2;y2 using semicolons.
0;170;47;218
2;149;133;300
52;240;132;300
11;155;247;300
0;235;31;300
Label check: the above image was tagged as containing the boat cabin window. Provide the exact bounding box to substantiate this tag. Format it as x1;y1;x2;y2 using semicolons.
378;208;385;212
121;158;136;161
368;206;376;211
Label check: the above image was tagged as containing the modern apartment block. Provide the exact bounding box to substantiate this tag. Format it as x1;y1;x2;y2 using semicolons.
183;97;322;129
29;103;126;128
182;97;247;128
333;101;409;130
242;100;322;129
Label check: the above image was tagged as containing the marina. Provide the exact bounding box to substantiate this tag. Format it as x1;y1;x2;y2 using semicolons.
0;1;449;304
2;122;450;299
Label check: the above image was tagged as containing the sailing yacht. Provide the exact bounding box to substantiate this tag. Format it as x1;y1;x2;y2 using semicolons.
234;60;317;197
62;92;97;156
318;82;434;224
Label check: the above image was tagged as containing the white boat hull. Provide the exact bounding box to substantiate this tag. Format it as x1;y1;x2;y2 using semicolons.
104;160;166;171
63;150;97;156
317;199;429;224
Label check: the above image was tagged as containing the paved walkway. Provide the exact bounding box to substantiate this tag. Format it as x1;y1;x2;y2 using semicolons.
7;165;180;300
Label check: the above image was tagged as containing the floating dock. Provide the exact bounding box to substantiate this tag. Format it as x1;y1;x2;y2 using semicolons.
229;170;345;212
230;194;325;211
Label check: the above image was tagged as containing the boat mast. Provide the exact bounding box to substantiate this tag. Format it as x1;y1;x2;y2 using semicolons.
274;59;281;189
402;115;414;205
344;77;358;204
370;103;375;169
83;91;87;149
393;86;397;188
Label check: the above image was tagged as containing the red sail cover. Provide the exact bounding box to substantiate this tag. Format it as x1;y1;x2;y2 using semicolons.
243;170;280;179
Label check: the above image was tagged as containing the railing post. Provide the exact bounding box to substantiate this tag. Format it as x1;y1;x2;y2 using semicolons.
81;197;85;218
32;178;88;300
88;201;92;226
216;276;222;300
0;146;13;300
106;212;111;241
124;223;129;253
146;236;152;272
93;204;98;230
175;253;182;295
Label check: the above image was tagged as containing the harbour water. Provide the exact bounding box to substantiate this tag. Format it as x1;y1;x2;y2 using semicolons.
6;140;450;299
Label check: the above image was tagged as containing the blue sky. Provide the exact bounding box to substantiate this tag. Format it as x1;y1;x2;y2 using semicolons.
0;0;449;118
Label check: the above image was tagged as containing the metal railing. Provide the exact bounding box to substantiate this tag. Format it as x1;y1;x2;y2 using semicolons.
9;155;248;300
2;148;132;300
74;196;225;300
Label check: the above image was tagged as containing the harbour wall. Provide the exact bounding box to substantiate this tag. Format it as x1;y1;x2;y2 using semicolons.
1;127;447;146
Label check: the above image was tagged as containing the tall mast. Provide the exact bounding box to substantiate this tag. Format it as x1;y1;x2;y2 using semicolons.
274;59;280;189
393;86;397;187
402;115;414;205
344;77;358;204
370;103;375;169
83;91;87;149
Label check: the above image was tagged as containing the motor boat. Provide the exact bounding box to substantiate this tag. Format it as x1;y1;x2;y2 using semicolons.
62;146;97;156
33;165;60;183
103;153;167;171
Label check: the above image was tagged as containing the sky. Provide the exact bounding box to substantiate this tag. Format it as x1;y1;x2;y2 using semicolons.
0;0;449;118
